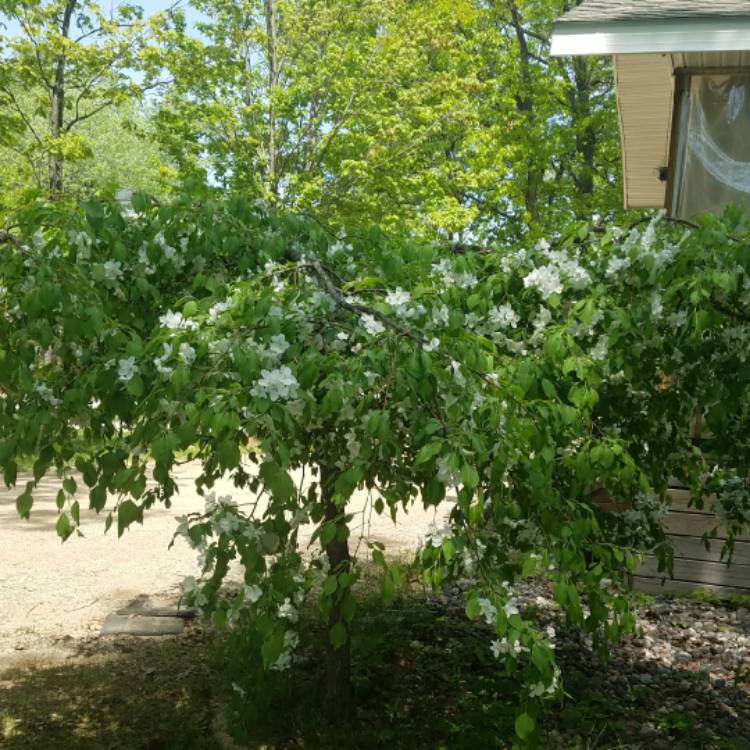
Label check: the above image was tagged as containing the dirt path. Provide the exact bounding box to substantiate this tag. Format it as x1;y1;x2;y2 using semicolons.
0;463;448;667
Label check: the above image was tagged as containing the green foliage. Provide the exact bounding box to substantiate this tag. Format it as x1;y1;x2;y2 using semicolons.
149;0;625;240
0;0;170;203
2;190;750;738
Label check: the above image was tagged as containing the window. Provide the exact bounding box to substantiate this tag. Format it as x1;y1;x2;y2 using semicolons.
670;72;750;219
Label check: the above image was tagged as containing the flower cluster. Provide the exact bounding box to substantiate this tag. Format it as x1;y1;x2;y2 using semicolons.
250;366;299;402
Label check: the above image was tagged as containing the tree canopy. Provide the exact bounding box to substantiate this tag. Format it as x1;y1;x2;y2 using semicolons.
1;190;749;739
1;0;626;237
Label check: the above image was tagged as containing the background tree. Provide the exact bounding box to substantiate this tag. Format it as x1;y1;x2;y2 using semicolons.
0;94;171;212
0;0;168;199
153;0;484;237
466;0;623;239
149;0;625;241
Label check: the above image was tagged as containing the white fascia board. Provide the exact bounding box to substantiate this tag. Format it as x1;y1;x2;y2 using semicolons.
550;18;750;57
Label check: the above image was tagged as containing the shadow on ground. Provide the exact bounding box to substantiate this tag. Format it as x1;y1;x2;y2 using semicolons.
1;593;750;750
0;630;222;750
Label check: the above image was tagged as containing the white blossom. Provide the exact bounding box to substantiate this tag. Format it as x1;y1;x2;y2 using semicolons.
208;338;231;357
278;598;298;623
451;360;466;387
523;265;563;297
250;366;299;402
103;260;123;283
385;287;411;307
208;298;233;322
214;514;240;535
436;456;460;485
453;271;478;290
478;597;497;625
432;304;449;327
423;337;440;352
34;382;61;406
243;584;263;604
159;310;199;331
651;293;664;319
503;598;519;617
558;259;591;289
590;336;609;361
179;343;196;365
267;334;290;358
117;357;138;384
153;343;173;378
606;256;630;277
361;313;385;336
532;306;552;334
489;303;520;329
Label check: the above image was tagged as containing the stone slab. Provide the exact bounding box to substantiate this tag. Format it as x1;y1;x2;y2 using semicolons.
115;606;196;619
100;613;184;636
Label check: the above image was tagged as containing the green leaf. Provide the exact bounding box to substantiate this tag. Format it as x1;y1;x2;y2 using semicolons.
56;513;72;541
541;379;556;399
322;575;339;596
16;491;33;519
261;630;284;667
126;376;144;398
460;463;479;490
382;575;396;605
465;596;481;619
329;621;348;649
117;500;142;536
341;595;357;623
259;461;294;501
515;712;535;740
414;440;444;466
320;522;337;548
217;440;240;471
441;539;455;562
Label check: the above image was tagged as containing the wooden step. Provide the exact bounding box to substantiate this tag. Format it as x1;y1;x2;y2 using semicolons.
663;511;750;542
668;535;750;565
631;575;750;597
637;555;750;590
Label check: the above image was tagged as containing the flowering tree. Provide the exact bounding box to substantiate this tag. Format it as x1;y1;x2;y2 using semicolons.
1;190;749;741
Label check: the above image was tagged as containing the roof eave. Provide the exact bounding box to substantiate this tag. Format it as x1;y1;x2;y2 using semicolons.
550;17;750;57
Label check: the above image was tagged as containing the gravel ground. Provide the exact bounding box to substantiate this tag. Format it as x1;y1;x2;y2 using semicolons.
0;462;447;668
438;579;750;749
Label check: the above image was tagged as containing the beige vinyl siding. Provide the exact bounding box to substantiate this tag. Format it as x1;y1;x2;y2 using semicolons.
614;54;673;208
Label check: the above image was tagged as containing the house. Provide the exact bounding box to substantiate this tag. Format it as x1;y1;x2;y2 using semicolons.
551;1;750;219
551;1;750;597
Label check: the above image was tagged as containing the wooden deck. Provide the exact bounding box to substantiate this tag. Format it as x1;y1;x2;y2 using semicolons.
630;482;750;597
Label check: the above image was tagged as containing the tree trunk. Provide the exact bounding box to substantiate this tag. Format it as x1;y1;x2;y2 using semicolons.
507;2;542;223
48;0;77;198
264;0;280;201
570;57;597;204
320;464;353;719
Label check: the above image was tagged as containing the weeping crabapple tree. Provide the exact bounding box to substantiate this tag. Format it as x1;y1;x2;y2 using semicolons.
1;190;750;742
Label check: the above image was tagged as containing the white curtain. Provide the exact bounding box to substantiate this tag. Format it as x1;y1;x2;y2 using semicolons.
676;74;750;219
